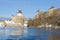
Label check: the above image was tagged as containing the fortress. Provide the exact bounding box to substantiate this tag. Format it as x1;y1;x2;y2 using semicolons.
0;10;28;27
28;6;60;28
0;6;60;28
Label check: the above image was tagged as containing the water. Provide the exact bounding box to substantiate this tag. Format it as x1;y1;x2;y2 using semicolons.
0;27;60;40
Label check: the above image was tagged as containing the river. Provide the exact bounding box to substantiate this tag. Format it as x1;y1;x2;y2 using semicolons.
0;27;60;40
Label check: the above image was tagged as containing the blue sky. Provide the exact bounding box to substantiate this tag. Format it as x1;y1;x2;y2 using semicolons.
0;0;60;18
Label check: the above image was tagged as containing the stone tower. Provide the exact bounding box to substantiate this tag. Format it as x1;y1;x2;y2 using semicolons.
34;9;42;19
47;6;55;16
11;9;26;27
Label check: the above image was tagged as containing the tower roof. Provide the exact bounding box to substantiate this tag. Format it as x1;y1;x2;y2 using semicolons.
37;9;40;12
17;10;22;13
50;6;55;9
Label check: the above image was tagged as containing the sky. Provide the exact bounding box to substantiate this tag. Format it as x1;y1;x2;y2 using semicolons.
0;0;60;18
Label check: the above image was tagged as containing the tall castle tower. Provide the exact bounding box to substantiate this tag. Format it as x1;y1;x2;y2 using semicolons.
34;10;42;19
10;9;27;27
47;6;55;16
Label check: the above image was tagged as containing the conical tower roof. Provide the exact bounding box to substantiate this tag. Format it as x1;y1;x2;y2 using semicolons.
49;6;55;9
37;9;40;12
17;9;22;13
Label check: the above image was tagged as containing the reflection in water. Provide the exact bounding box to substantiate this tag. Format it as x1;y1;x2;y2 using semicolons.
24;28;28;33
49;29;60;40
0;27;60;40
